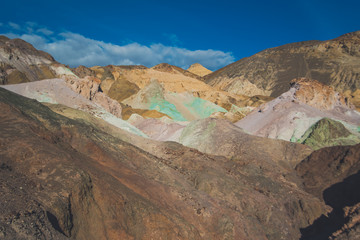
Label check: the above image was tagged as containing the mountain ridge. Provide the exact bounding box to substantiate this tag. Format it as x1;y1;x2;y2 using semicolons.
0;35;76;84
205;31;360;98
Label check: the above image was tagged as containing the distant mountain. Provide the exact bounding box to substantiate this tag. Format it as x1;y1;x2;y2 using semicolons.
205;31;360;98
72;63;272;122
0;35;76;84
187;63;212;77
0;34;271;123
151;63;202;79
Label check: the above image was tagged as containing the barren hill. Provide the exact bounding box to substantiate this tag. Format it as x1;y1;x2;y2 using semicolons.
0;35;76;84
205;31;360;98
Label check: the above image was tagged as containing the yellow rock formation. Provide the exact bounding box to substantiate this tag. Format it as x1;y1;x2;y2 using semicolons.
84;64;273;118
187;63;212;77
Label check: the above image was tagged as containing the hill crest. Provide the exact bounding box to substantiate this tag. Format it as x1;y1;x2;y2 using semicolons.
187;63;212;77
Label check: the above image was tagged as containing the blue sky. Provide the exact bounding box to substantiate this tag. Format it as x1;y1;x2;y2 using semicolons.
1;0;359;70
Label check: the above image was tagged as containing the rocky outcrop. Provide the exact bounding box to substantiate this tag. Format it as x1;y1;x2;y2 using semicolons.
205;31;360;99
1;78;141;136
298;118;360;150
107;76;140;102
344;89;360;111
187;63;212;77
65;76;101;101
71;65;95;78
235;78;360;142
0;35;75;84
89;65;115;81
290;78;353;110
64;76;123;118
151;63;202;79
71;63;272;121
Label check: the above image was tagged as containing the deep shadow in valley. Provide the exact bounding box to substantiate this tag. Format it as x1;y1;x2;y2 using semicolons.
300;170;360;240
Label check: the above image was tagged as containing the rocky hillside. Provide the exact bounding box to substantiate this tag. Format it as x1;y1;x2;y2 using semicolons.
0;35;76;84
205;31;360;99
72;63;272;122
0;87;327;240
187;63;212;77
235;78;360;142
1;31;360;240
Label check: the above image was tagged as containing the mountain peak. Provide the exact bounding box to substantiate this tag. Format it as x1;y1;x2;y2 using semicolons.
151;63;201;79
151;63;178;73
187;63;212;77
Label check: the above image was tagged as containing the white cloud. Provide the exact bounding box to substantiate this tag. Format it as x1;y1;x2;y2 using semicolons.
8;22;21;30
1;23;234;70
37;28;53;36
19;34;48;47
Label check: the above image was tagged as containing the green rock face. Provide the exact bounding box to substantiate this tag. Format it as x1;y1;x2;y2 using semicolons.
299;118;360;150
123;79;227;122
183;96;227;119
149;98;187;121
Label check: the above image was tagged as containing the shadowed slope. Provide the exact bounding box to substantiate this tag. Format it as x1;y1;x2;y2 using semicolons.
296;144;360;239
